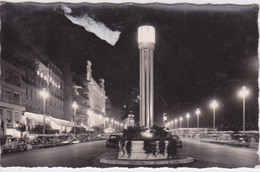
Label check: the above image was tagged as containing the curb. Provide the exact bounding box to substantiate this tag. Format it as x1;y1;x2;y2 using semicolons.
100;156;194;166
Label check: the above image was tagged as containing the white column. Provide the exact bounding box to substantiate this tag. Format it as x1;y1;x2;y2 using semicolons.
149;49;154;128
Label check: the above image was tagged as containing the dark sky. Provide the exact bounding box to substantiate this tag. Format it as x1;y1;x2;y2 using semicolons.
1;3;259;129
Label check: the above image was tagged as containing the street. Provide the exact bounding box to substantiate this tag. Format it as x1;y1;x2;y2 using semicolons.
0;139;258;168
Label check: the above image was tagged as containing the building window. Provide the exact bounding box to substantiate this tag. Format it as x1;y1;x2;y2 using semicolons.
14;112;20;124
4;70;12;83
13;93;20;104
5;90;12;103
13;74;21;86
6;111;13;128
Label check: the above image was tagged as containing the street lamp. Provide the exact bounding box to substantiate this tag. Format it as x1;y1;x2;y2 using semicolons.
186;113;190;128
238;86;250;135
105;117;109;128
179;117;183;128
195;108;201;128
120;123;123;131
163;113;167;127
72;101;78;135
210;100;219;130
170;120;174;129
40;88;49;134
174;119;178;128
111;119;114;129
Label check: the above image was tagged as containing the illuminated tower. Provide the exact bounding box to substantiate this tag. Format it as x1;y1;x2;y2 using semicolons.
138;25;155;128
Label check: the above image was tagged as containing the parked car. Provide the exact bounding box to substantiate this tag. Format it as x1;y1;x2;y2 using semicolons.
172;135;183;148
234;137;250;147
59;135;71;145
2;137;27;153
80;134;89;142
105;135;121;148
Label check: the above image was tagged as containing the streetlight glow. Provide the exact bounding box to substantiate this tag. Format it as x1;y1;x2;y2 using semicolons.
40;88;49;134
72;101;78;135
174;119;178;128
210;100;219;130
186;113;190;128
40;88;49;99
238;86;250;134
195;108;201;128
210;100;218;109
179;117;183;128
238;86;250;98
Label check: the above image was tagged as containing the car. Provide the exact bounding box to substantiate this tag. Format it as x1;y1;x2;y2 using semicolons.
172;135;183;148
234;137;250;147
2;137;27;153
105;135;121;148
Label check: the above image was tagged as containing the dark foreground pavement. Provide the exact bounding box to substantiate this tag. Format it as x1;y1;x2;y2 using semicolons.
1;139;259;168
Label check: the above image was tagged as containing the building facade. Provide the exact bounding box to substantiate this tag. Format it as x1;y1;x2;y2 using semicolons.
0;59;26;136
18;56;67;132
86;61;107;128
64;61;107;129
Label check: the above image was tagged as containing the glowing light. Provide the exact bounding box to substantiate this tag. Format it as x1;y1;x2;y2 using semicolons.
238;86;250;98
179;117;183;121
72;101;78;110
186;113;190;119
138;25;155;44
40;88;49;99
195;108;201;116
210;100;218;109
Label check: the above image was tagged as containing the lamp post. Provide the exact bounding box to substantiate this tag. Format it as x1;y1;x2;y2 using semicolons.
163;113;167;127
186;113;190;128
170;120;174;129
105;117;109;128
174;119;178;128
179;117;183;128
210;100;218;130
72;101;78;135
238;86;250;135
40;88;49;135
111;119;114;129
195;108;201;128
120;123;123;131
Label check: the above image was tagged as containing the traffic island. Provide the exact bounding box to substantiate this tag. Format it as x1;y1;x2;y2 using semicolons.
100;126;195;167
100;156;194;166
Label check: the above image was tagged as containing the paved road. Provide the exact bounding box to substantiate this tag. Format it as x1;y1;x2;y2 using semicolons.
178;139;259;168
1;139;259;168
0;140;114;167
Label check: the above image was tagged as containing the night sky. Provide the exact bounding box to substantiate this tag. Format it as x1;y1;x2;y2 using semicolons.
1;3;259;129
